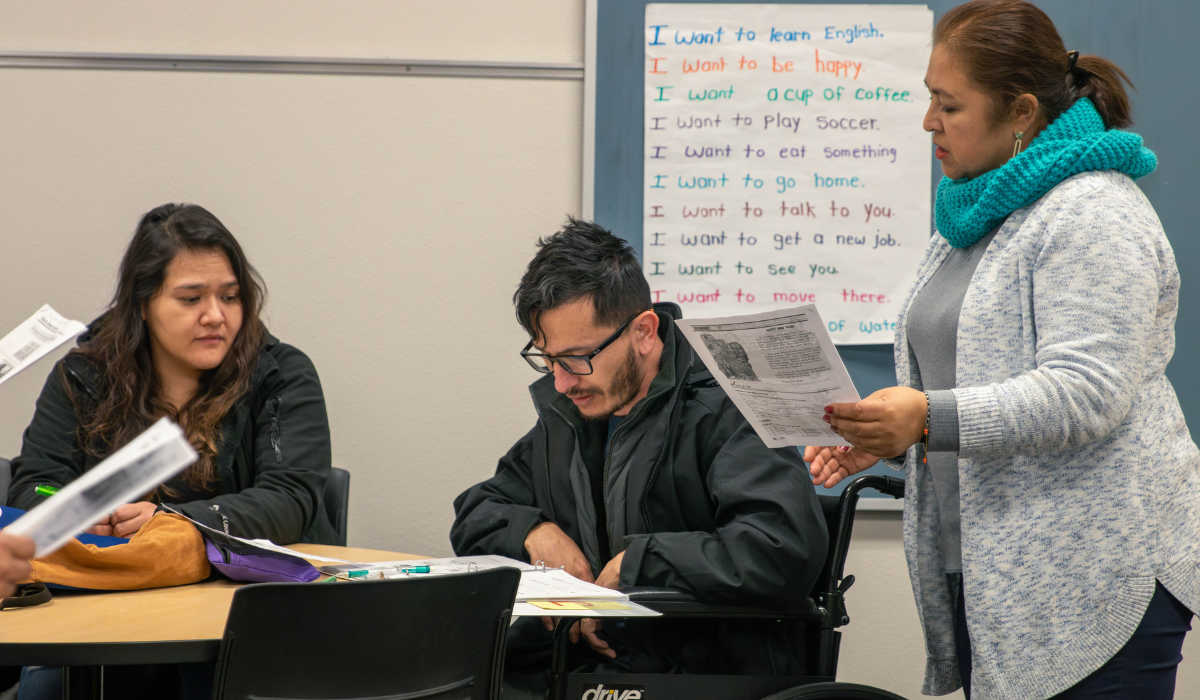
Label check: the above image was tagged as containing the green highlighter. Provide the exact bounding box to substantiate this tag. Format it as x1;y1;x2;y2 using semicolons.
35;484;59;497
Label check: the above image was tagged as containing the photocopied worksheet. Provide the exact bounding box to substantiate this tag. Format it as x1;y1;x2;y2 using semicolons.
0;305;87;386
676;304;860;447
6;418;198;556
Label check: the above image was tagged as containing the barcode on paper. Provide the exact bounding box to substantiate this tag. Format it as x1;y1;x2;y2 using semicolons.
12;340;39;361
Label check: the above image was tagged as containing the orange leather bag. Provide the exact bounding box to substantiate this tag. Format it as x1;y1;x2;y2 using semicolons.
21;512;210;590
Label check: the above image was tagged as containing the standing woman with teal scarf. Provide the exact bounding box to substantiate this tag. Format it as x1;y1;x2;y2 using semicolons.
806;1;1200;698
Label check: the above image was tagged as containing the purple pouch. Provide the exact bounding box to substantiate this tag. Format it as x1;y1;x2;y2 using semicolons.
204;539;321;583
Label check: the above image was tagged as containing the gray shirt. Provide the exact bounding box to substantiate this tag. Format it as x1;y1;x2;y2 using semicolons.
905;225;1000;572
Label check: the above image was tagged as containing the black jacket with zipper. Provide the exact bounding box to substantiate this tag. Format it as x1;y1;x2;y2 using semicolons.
451;310;829;674
9;330;337;545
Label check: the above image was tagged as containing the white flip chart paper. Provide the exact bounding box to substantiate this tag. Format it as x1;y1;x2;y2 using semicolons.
644;4;933;344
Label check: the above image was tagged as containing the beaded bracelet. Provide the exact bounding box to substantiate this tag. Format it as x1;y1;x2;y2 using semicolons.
922;390;931;464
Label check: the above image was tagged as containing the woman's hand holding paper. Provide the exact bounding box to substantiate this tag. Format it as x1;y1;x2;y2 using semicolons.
822;387;928;458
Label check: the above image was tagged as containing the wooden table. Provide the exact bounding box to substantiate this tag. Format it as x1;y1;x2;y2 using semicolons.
0;544;424;698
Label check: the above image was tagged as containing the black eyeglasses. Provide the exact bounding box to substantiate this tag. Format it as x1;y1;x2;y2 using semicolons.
520;313;641;376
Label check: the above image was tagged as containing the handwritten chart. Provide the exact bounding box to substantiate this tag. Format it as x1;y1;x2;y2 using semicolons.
643;4;933;344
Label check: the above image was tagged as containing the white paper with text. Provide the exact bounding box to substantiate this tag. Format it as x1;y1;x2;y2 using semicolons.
7;418;198;556
644;4;932;343
677;304;859;447
0;305;87;386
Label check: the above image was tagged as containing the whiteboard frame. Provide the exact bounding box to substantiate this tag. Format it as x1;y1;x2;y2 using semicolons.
0;50;584;80
583;0;600;219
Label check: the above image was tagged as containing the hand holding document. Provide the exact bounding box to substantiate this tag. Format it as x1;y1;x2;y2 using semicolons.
676;305;860;448
0;305;87;386
6;418;198;556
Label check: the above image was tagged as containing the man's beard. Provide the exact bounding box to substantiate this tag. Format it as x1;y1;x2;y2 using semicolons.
571;344;644;419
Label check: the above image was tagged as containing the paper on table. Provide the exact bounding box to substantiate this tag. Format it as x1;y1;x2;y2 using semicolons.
676;305;860;448
322;556;638;602
241;538;359;564
0;305;87;386
159;505;360;564
526;600;634;610
315;555;660;617
319;554;536;578
513;601;661;618
515;568;628;602
7;418;198;556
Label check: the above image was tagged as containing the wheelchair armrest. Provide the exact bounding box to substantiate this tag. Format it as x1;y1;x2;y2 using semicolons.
621;587;699;603
619;586;822;620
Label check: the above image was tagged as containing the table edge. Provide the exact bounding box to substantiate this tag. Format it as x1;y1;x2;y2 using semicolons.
0;639;221;666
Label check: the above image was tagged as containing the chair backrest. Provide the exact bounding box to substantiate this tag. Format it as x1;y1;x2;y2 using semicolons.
0;458;11;508
324;467;350;546
213;567;521;700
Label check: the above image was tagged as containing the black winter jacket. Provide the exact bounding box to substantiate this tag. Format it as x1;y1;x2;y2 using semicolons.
9;332;337;545
451;312;829;673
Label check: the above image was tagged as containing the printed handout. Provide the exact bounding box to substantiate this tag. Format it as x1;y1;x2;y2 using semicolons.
676;305;860;448
7;418;198;556
0;305;87;386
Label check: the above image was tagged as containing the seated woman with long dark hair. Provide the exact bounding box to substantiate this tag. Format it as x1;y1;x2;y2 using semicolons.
9;203;335;699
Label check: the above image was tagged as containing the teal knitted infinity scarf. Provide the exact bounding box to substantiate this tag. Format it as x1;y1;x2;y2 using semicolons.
934;98;1157;248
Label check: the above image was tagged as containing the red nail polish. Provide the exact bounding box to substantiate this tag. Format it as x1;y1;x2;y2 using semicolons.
822;415;831;423
824;405;834;414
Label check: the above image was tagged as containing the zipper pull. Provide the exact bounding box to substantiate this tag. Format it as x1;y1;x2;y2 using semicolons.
211;504;230;534
268;396;283;463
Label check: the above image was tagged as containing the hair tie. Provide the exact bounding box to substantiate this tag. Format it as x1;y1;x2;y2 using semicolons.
1067;50;1080;73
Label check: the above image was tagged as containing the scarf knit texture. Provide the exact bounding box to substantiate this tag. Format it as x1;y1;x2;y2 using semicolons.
934;97;1158;248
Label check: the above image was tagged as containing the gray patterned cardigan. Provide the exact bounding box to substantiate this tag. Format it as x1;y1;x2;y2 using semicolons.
891;170;1200;699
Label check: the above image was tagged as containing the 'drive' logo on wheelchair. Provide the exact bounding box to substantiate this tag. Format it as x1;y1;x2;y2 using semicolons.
580;683;644;700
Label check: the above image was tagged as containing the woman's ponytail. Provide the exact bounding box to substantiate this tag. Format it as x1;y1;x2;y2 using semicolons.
1070;54;1134;129
935;0;1138;130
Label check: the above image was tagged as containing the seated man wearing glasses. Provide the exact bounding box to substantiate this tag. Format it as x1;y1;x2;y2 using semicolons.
451;218;828;690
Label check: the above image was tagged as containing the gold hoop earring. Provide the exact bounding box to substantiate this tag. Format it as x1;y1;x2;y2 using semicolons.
1013;131;1025;157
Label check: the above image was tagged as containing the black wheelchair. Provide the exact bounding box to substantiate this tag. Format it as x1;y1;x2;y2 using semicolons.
548;474;909;700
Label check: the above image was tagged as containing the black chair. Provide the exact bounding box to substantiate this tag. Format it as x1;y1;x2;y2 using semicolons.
0;457;11;507
325;466;350;546
550;474;908;700
213;567;521;700
0;457;14;693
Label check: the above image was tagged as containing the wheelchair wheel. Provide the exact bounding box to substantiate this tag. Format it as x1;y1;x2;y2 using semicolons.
758;681;909;700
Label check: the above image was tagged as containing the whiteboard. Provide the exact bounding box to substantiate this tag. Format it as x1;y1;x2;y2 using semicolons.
589;0;1200;497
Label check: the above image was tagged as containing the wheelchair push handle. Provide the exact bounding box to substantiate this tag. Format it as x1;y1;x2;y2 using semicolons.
844;474;904;501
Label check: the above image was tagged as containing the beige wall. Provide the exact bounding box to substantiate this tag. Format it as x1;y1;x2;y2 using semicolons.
0;0;582;559
0;3;1191;699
